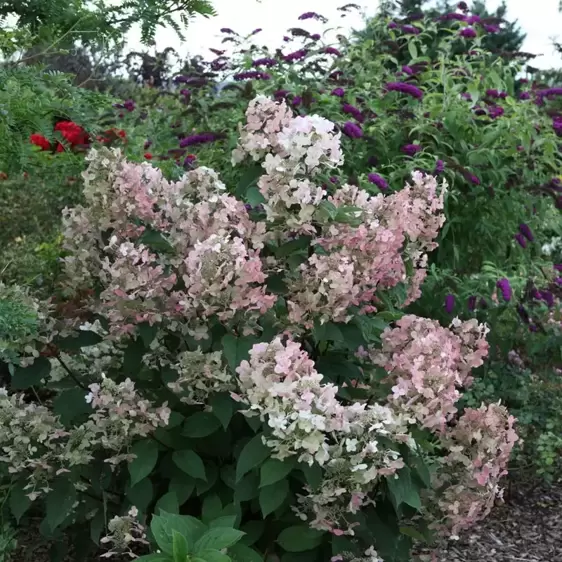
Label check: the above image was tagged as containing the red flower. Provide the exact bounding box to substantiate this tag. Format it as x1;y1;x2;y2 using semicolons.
56;143;65;152
0;172;7;180
55;121;89;146
30;133;51;151
144;152;153;159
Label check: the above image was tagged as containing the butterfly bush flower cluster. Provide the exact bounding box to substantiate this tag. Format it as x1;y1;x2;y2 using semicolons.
237;337;414;535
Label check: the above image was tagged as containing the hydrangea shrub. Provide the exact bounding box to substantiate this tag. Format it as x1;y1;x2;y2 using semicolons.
1;96;518;561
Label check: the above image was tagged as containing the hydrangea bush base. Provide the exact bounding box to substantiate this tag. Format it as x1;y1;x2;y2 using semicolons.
1;96;517;562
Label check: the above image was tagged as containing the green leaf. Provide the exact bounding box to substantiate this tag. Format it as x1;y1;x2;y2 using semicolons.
259;479;289;517
173;450;207;481
230;543;263;562
129;440;159;487
236;434;270;482
260;458;296;487
399;526;426;542
234;471;260;502
9;484;31;523
235;164;262;199
408;40;418;60
299;463;323;491
240;520;264;546
52;387;92;425
221;334;257;372
246;186;266;205
210;393;234;430
194;528;245;553
138;229;174;253
46;477;76;532
138;323;158;347
11;357;51;389
211;516;237;529
90;509;105;545
57;331;103;351
172;530;189;562
386;467;421;511
126;478;154;512
135;555;171;562
196;551;230;562
155;491;180;515
169;475;195;505
275;236;312;258
183;412;222;438
151;512;207;555
277;526;324;552
202;494;222;524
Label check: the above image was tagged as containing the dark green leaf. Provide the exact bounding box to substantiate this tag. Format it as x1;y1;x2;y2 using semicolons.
300;463;323;491
221;334;257;372
183;412;222;438
202;494;222;523
210;393;234;430
230;543;263;562
134;556;170;562
168;475;195;505
275;236;312;258
236;434;270;482
138;229;174;253
196;551;230;562
173;450;207;481
52;388;92;425
129;440;159;487
57;331;102;351
194;527;245;553
138;323;158;347
386;467;421;511
277;526;324;552
260;458;296;487
11;357;51;390
126;478;154;512
46;477;76;532
259;479;289;517
240;520;264;546
155;491;180;515
9;484;31;523
210;516;237;529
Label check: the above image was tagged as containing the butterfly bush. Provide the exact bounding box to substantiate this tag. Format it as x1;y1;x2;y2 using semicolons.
1;95;519;558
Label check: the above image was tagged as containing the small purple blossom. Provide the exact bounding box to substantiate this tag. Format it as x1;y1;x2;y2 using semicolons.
517;305;530;324
464;172;480;185
220;28;236;34
388;21;398;29
401;65;415;75
273;90;289;99
298;11;326;22
458;1;468;11
252;57;277;67
325;47;342;56
144;140;152;149
251;28;262;35
434;159;445;174
283;49;308;62
459;27;477;38
292;96;302;107
555;264;562;271
486;89;507;99
514;233;527;248
468;295;477;311
401;143;422;156
233;71;271;81
488;105;504;119
367;173;388;191
385;82;424;99
331;87;345;97
438;13;467;22
466;15;481;24
445;294;455;314
519;223;534;242
342;121;363;138
311;33;321;41
496;278;512;302
123;99;136;112
183;154;197;170
179;132;218;148
402;25;420;35
483;24;500;33
519;91;531;100
342;103;364;123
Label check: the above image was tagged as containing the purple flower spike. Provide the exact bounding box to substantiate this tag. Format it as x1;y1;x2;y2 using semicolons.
252;57;277;68
385;82;424;99
325;47;342;56
179;132;218;148
519;223;534;242
342;121;363;139
331;87;345;97
402;25;420;35
402;65;415;75
468;295;477;311
514;233;527;248
401;143;422;156
233;71;271;81
466;15;481;24
284;49;308;62
460;27;477;38
388;21;398;29
519;91;531;100
434;159;445;174
367;173;388;191
342;103;364;123
484;24;500;33
445;294;455;314
496;278;512;302
311;33;321;41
